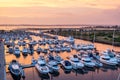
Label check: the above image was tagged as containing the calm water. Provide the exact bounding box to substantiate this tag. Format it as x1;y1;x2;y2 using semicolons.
0;26;83;30
6;35;120;80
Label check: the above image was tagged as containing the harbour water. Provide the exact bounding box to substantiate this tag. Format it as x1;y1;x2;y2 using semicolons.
5;34;120;80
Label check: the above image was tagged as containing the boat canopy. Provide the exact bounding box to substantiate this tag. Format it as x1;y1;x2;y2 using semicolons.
64;60;71;66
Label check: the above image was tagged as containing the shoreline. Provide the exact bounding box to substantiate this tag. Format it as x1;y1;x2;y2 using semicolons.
47;29;120;47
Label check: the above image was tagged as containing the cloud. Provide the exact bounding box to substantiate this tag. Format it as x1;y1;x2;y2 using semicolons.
0;6;120;25
0;0;120;25
0;0;120;9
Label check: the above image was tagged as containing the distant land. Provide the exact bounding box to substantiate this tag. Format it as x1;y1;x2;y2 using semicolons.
0;24;120;30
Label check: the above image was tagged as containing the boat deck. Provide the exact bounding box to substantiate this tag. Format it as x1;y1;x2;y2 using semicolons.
0;41;6;80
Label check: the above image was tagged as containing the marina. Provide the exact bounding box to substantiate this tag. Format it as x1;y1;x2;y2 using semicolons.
1;0;120;79
0;27;120;80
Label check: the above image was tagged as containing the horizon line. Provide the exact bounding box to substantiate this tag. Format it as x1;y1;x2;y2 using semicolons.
0;24;119;27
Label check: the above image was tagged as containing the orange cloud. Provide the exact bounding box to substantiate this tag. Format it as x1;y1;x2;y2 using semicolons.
0;0;120;9
0;0;120;25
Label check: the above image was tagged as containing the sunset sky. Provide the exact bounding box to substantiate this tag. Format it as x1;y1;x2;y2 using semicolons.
0;0;120;25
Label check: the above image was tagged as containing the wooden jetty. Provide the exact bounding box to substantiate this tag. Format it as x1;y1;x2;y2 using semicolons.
0;41;6;80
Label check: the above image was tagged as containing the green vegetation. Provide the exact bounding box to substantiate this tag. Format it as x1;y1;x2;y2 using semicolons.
47;29;120;46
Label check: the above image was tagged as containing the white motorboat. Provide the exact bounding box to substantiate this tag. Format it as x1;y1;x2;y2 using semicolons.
36;46;42;53
81;45;89;50
69;55;84;69
35;56;49;74
47;55;60;72
66;36;75;44
29;40;34;45
76;45;82;51
60;45;66;52
54;54;63;64
41;39;47;45
41;48;48;54
4;39;10;45
38;40;42;45
87;44;95;50
65;45;71;52
77;50;86;59
17;41;22;46
106;49;116;58
29;40;37;45
14;46;20;56
31;57;37;65
22;47;28;56
71;44;81;51
49;46;54;52
21;41;26;46
81;54;95;67
53;39;59;44
99;51;118;66
54;46;61;53
61;60;72;70
8;47;14;53
46;39;52;44
8;60;22;78
116;53;120;63
32;40;37;45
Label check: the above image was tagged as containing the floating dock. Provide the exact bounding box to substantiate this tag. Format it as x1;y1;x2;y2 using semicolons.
22;64;35;69
0;41;6;80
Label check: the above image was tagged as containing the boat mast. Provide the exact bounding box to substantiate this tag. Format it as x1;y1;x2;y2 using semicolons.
76;28;77;38
112;27;115;50
80;27;83;39
93;26;96;43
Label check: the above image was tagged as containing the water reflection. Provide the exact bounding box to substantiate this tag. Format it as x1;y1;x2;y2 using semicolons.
62;69;72;74
10;73;21;80
72;69;88;75
36;69;50;80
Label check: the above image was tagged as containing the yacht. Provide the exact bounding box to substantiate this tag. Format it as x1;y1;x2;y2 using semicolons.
14;46;20;56
72;44;81;51
41;48;48;54
81;45;89;50
116;53;120;63
81;54;95;67
47;55;60;72
8;47;14;53
53;39;59;44
69;55;84;69
61;60;72;70
17;41;22;46
76;45;82;51
22;47;28;56
35;56;49;74
60;45;66;52
49;46;54;52
46;39;52;45
77;50;85;59
8;60;22;78
54;54;63;64
87;44;95;50
32;40;37;45
21;41;26;46
36;46;42;53
65;45;71;52
38;40;42;45
66;36;75;44
31;57;37;65
41;39;47;45
99;51;118;66
54;46;61;53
